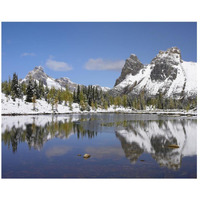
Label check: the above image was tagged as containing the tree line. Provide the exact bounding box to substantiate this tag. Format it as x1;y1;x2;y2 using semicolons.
1;73;197;111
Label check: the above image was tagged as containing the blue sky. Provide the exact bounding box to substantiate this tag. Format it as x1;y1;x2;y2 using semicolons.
2;22;197;88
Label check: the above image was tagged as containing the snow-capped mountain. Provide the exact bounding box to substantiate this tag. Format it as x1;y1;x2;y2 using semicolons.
55;77;78;91
110;47;197;99
22;66;110;92
22;66;67;90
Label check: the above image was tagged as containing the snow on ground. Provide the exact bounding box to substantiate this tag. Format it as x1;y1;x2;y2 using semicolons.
1;93;197;115
1;93;80;114
1;93;133;115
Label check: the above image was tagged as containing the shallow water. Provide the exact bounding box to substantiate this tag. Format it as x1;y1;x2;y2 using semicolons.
1;113;197;178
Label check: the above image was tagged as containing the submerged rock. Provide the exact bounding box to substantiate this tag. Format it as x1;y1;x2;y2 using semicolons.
168;144;179;148
83;154;91;159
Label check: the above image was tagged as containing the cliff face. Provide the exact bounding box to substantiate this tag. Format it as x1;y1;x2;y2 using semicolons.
110;47;197;99
114;54;144;86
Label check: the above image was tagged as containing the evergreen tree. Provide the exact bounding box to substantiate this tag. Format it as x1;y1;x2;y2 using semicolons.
122;95;128;108
132;98;137;109
54;97;58;111
157;91;164;109
2;81;10;96
26;78;34;102
79;89;86;111
38;80;44;99
77;85;80;103
21;82;27;96
11;73;20;100
116;96;121;107
47;87;57;110
68;95;73;111
169;98;175;109
91;100;95;110
33;80;40;99
73;90;76;103
94;87;99;103
8;76;12;95
139;89;146;110
103;99;108;110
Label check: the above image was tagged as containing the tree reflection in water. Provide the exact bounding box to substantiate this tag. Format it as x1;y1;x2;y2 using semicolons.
2;115;196;171
2;116;98;152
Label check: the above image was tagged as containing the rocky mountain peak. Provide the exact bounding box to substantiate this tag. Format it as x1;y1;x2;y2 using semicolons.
33;66;44;72
114;54;144;86
109;47;196;99
129;54;140;61
151;47;182;65
150;47;183;82
25;66;48;80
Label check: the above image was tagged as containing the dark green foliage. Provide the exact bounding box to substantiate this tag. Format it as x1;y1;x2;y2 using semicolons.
2;80;11;96
38;80;45;99
26;78;34;102
77;85;80;103
11;73;21;100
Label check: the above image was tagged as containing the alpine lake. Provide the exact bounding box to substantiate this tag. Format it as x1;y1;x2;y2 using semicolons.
1;113;197;178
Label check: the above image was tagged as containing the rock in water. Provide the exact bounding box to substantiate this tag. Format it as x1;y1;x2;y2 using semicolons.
83;154;91;159
168;144;179;148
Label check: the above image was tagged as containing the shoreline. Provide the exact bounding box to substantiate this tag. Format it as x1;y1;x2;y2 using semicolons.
1;110;197;116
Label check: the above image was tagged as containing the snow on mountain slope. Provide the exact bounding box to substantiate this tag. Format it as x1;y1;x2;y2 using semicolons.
181;61;197;96
22;66;110;92
22;66;64;90
111;47;197;99
46;77;63;90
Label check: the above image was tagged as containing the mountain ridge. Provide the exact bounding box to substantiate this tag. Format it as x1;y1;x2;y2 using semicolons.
109;47;197;99
21;47;196;100
22;66;110;92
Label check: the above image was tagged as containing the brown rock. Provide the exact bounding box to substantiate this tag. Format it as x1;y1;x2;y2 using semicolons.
168;144;179;148
83;154;91;159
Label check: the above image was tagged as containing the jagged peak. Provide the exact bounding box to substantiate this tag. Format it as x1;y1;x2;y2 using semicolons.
166;47;181;54
33;66;44;72
151;47;182;64
129;54;141;63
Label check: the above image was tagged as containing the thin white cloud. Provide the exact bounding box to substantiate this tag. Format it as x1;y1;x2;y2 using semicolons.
85;58;125;71
21;52;36;57
45;58;72;71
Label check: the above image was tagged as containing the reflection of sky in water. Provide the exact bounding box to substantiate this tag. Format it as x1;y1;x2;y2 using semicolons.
45;146;72;158
85;146;125;159
1;114;197;178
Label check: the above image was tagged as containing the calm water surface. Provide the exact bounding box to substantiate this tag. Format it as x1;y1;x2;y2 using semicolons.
1;113;197;178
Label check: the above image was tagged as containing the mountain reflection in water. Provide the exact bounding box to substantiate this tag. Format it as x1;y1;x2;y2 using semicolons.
1;114;196;175
115;119;196;170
